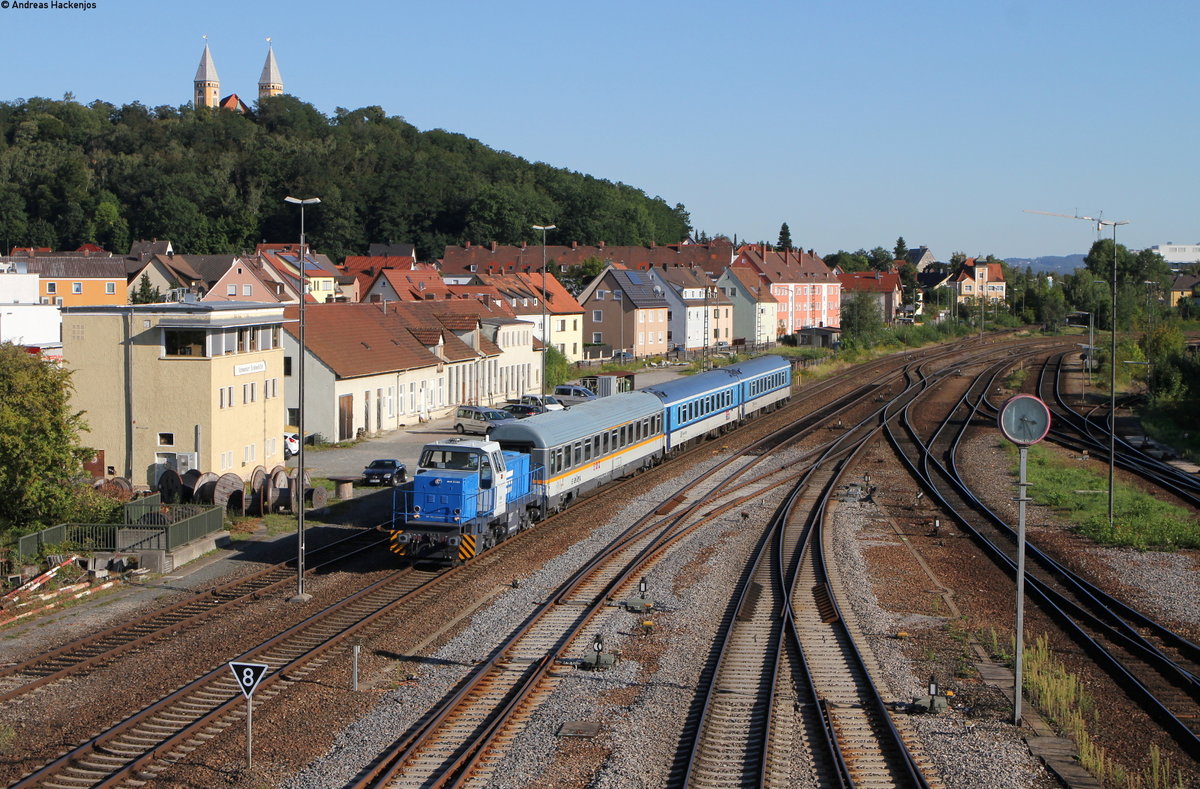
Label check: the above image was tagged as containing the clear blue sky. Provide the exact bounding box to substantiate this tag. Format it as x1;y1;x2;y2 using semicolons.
7;0;1197;259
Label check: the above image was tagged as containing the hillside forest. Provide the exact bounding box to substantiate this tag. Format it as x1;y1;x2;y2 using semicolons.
0;95;692;261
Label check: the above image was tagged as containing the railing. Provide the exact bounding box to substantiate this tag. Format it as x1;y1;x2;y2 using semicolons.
16;500;225;560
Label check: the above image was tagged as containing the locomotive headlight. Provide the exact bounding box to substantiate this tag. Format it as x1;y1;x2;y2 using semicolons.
413;504;421;513
448;536;461;546
396;533;410;543
453;508;461;516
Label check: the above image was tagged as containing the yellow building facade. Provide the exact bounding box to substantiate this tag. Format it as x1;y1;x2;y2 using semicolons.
62;302;287;487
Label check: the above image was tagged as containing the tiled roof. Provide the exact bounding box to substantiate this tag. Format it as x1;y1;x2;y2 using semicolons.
603;268;670;309
259;45;282;86
440;240;736;277
736;246;836;285
724;265;779;304
19;258;129;278
195;43;218;82
838;271;901;293
375;268;454;300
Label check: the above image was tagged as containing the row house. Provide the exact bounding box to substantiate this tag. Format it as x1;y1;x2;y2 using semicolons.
645;265;733;350
362;268;455;302
838;270;904;323
714;266;780;345
257;243;344;303
471;272;586;362
61;302;288;485
735;246;840;334
953;258;1006;304
281;300;540;442
440;239;736;278
578;267;669;358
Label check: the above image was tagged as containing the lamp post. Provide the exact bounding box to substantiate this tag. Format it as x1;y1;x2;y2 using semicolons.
1068;311;1094;391
1026;209;1127;531
284;195;320;603
532;224;556;393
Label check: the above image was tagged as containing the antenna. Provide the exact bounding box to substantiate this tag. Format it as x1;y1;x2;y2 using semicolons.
1023;209;1129;234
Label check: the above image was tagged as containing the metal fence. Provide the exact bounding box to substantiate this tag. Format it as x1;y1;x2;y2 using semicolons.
16;497;224;560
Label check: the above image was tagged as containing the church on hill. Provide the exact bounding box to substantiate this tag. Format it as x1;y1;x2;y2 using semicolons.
194;38;284;112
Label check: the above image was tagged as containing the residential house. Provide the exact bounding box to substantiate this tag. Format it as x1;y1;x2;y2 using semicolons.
917;270;956;321
474;272;586;362
126;253;205;301
362;268;455;302
18;257;129;307
341;250;423;298
714;266;779;346
1168;273;1200;307
953;258;1006;305
60;302;288;485
906;246;939;272
734;246;839;334
257;243;342;303
646;265;733;350
838;270;903;323
280;300;538;441
578;267;669;358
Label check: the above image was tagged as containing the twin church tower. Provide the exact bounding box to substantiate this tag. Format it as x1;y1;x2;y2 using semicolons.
194;39;283;110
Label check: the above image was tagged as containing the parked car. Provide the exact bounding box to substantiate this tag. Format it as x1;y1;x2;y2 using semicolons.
500;403;542;418
362;458;406;486
516;393;566;412
611;350;635;362
455;405;520;435
552;384;597;406
283;432;300;459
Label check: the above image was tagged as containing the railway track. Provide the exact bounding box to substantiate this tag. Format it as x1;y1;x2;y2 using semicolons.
0;528;390;702
8;331;1068;788
888;348;1200;761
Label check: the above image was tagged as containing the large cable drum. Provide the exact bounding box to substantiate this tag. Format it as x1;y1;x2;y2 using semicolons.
213;473;244;510
158;468;183;504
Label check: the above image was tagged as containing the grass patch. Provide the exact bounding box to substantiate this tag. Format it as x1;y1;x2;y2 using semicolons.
1016;443;1200;550
1024;634;1188;789
262;513;297;537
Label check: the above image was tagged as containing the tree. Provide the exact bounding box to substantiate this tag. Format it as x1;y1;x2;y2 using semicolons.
0;343;94;534
950;251;968;267
777;222;792;251
866;247;893;271
556;256;605;297
131;274;162;304
894;236;909;263
824;250;870;272
840;291;884;346
545;346;571;389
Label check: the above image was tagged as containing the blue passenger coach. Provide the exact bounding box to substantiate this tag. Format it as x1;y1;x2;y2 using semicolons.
643;355;792;453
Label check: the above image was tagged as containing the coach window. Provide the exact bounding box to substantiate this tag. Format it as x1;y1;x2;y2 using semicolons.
584;439;592;462
601;433;609;453
574;442;583;466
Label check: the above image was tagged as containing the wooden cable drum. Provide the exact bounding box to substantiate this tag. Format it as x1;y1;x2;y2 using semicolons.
192;472;220;504
109;477;133;497
248;465;268;515
287;467;312;490
213;473;244;510
265;467;291;512
305;485;329;510
158;468;183;504
181;469;203;502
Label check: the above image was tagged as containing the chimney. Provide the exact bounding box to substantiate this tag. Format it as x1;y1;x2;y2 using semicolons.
465;241;471;250
521;240;527;250
490;241;497;252
572;241;578;250
599;241;605;249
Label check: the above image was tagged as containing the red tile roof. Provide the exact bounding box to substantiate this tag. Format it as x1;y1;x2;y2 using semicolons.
441;240;735;277
838;271;902;293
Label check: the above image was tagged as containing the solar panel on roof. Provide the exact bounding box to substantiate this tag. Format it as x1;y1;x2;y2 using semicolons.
626;271;642;285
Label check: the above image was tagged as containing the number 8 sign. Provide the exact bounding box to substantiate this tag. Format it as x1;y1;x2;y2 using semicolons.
229;661;269;698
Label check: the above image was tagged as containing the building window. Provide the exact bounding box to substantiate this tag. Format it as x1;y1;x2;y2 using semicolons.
593;310;603;322
46;282;57;294
163;328;206;357
105;282;116;295
157;432;175;446
72;282;82;294
592;332;602;343
227;284;237;296
243;284;252;296
284;356;293;376
613;291;622;300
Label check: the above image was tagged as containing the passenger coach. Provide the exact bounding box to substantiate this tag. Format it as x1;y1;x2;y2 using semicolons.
643;354;792;453
487;391;665;514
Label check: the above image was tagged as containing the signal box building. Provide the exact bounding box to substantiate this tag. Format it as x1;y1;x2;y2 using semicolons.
61;302;287;486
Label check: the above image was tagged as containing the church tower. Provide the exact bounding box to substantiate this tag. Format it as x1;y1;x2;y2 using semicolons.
258;40;283;100
194;39;220;108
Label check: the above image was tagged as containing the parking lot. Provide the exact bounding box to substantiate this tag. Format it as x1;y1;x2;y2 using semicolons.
288;366;687;486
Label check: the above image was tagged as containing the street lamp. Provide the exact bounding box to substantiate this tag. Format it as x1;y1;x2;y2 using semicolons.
1026;209;1127;531
284;195;320;603
532;224;556;393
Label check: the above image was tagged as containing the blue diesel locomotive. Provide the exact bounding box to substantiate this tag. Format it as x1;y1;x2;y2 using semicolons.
388;355;792;562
